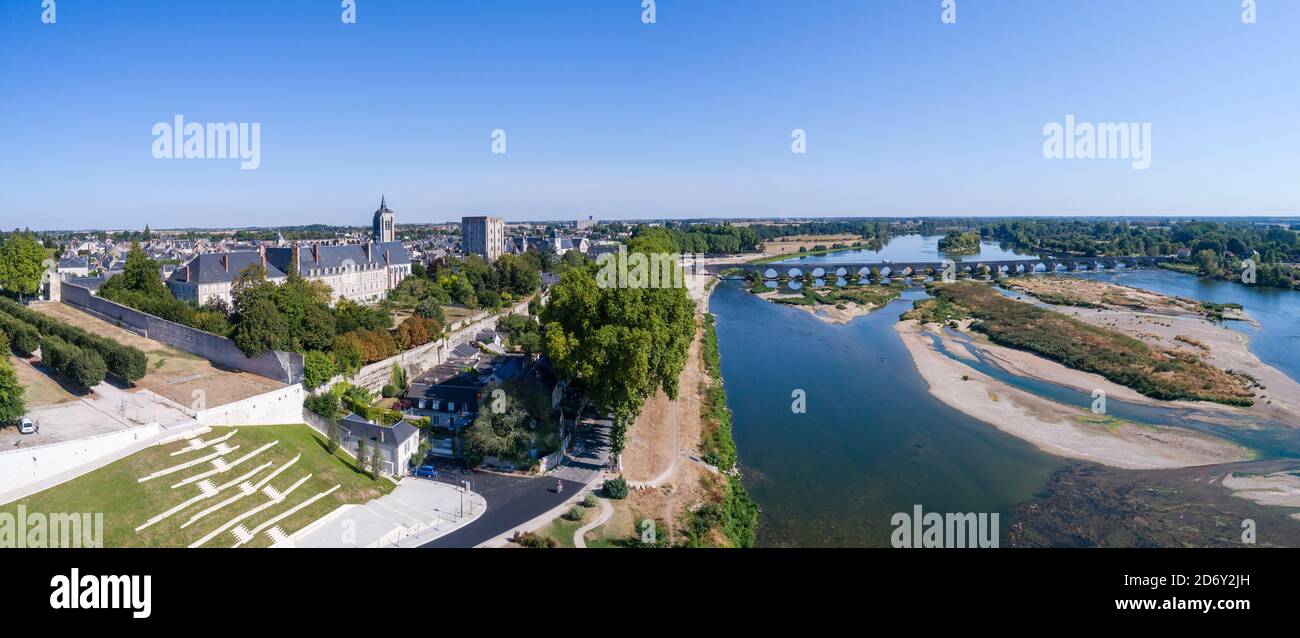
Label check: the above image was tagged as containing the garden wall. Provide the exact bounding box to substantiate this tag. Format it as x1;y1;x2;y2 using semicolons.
59;280;304;384
195;383;306;426
0;422;170;504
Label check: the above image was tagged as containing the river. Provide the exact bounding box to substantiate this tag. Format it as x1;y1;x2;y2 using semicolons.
710;236;1300;547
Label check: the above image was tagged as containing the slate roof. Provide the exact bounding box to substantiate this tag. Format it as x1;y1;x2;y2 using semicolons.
405;374;482;413
338;413;420;447
57;257;90;270
168;251;287;285
265;241;410;276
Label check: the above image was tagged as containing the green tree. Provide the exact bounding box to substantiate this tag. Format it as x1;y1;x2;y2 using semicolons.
355;436;367;474
0;234;47;300
232;298;289;356
540;262;694;457
0;344;25;423
331;333;365;376
303;350;337;389
369;437;383;479
389;363;407;393
117;244;168;296
326;417;340;454
462;400;531;467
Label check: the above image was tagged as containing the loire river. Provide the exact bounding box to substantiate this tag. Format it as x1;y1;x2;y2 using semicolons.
711;236;1300;547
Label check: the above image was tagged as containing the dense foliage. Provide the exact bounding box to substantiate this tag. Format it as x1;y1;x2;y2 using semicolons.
974;219;1300;289
937;230;981;254
0;233;47;300
0;333;25;422
40;334;107;388
540;232;696;455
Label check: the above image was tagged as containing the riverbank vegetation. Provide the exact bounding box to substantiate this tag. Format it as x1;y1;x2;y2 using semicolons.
975;219;1300;290
688;313;757;548
906;282;1256;406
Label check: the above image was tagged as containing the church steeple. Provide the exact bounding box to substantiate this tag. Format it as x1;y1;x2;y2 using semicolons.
373;196;395;243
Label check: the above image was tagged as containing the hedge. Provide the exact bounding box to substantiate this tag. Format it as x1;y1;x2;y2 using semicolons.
0;299;147;383
0;312;41;355
41;334;107;388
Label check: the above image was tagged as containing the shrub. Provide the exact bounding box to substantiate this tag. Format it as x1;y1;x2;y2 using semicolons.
40;335;106;388
303;350;337;390
563;506;585;522
513;531;557;548
304;391;340;420
381;384;398;399
0;313;40;355
603;476;629;500
0;299;145;383
582;494;598;508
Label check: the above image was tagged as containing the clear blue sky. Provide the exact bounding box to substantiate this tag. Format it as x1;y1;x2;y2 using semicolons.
2;0;1297;230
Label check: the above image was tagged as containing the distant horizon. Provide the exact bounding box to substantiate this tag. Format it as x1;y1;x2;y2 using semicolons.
3;1;1297;228
24;212;1300;235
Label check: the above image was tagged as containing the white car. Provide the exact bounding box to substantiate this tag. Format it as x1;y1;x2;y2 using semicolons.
17;417;36;435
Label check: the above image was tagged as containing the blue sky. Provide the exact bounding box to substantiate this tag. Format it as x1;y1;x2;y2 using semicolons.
1;0;1297;229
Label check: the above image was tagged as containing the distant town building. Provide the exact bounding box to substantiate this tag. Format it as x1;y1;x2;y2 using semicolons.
168;201;411;306
462;215;505;261
167;248;288;306
56;256;91;278
575;216;596;231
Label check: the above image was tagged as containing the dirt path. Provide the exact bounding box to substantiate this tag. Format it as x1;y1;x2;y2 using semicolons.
573;497;613;548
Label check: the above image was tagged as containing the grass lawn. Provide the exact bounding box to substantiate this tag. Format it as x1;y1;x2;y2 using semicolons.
0;424;393;548
10;355;75;407
536;507;591;548
442;305;479;326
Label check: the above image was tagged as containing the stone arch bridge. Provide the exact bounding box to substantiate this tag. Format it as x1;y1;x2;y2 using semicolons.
715;256;1168;280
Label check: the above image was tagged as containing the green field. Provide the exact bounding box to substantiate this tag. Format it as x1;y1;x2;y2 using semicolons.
1;424;393;548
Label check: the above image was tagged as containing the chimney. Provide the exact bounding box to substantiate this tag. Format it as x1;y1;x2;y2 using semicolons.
384;249;390;265
365;242;372;262
311;243;318;263
222;254;229;273
292;244;300;270
184;264;190;282
259;245;266;272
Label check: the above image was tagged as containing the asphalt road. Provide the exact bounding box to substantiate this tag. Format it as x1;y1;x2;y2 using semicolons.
418;464;586;548
419;418;610;548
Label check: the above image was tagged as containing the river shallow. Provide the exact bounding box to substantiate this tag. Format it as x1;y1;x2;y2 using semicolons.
715;237;1300;546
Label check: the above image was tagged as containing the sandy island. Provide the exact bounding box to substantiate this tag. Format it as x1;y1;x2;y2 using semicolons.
756;290;884;324
895;276;1300;469
895;320;1252;469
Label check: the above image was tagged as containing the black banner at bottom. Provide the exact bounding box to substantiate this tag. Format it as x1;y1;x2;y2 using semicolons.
0;548;1285;626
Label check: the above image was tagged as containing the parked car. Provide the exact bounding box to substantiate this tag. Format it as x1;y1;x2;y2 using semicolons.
18;417;36;435
413;465;437;479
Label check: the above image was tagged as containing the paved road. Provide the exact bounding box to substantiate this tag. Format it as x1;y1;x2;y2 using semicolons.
420;418;610;548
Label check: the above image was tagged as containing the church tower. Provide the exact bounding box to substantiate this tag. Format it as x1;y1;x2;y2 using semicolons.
372;196;395;243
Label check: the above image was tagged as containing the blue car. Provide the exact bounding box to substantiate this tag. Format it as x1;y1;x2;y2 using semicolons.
414;465;437;479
